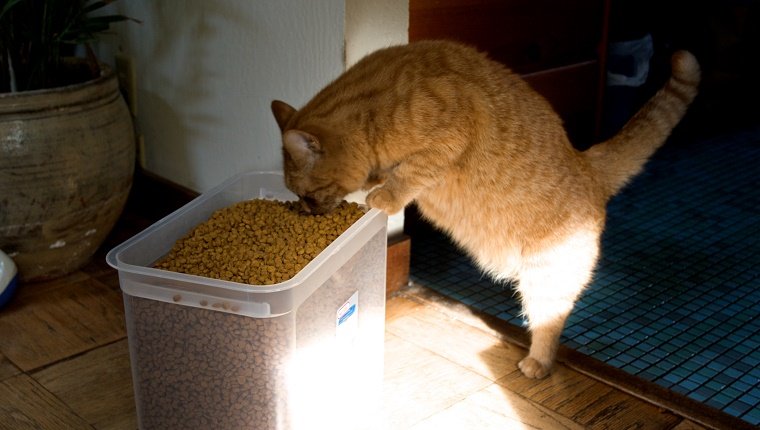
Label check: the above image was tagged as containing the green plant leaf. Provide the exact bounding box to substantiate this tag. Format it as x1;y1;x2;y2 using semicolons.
82;1;115;14
0;0;28;20
1;0;135;92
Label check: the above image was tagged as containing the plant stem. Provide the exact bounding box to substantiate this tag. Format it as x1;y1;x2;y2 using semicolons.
7;48;17;92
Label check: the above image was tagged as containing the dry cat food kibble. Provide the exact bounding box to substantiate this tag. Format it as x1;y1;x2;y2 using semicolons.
109;173;388;430
155;199;365;284
128;296;294;429
125;228;387;429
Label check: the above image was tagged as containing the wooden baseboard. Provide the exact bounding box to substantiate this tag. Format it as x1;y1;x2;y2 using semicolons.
386;234;411;297
131;169;411;296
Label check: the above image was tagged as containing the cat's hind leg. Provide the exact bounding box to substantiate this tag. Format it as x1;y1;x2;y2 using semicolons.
515;229;600;378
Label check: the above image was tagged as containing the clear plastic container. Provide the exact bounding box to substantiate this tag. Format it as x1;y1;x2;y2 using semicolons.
107;171;387;429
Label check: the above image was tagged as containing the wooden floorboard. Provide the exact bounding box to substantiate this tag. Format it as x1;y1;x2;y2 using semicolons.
410;382;586;430
386;299;520;381
0;374;94;430
0;270;712;430
0;275;125;372
0;352;20;382
383;331;493;428
32;340;136;430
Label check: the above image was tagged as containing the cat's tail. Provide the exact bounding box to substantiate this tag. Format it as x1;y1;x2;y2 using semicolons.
585;50;700;198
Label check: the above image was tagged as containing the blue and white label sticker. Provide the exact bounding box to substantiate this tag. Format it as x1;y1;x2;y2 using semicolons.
336;291;359;345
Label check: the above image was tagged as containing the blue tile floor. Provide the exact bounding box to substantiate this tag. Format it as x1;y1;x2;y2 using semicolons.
409;127;760;425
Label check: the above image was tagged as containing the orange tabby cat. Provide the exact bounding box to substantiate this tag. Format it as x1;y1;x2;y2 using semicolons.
271;40;700;378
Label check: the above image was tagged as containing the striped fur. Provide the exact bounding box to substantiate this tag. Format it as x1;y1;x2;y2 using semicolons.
271;40;700;378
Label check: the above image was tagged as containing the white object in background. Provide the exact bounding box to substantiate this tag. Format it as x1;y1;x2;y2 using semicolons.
606;33;654;87
0;250;19;308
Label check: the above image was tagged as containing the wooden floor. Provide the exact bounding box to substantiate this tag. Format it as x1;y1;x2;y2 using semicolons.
0;189;710;429
0;269;709;429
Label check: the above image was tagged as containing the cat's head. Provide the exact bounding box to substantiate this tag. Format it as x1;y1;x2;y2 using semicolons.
271;100;367;214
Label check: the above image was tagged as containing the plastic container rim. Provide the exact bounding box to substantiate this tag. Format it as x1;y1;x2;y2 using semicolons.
105;170;385;295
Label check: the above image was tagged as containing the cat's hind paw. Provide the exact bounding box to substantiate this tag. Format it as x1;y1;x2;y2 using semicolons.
367;187;405;214
518;356;551;379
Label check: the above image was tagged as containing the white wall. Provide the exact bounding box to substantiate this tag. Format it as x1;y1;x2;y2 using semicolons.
346;0;409;67
344;0;408;236
102;0;346;192
101;0;408;234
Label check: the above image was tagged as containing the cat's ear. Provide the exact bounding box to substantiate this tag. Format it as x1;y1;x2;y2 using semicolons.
283;129;321;168
271;100;296;132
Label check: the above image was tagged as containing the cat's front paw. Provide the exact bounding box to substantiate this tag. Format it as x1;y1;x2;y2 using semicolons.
367;188;404;214
518;356;551;379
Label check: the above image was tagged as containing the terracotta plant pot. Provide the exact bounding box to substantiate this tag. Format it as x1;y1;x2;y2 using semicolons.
0;65;134;282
